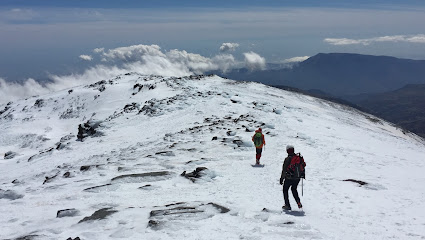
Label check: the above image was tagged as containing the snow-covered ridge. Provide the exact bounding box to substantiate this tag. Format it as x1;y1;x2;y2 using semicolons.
1;73;424;239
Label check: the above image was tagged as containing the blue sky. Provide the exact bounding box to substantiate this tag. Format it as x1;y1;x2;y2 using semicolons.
1;0;425;82
2;0;425;8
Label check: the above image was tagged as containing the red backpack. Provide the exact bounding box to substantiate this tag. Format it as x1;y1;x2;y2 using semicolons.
286;153;306;179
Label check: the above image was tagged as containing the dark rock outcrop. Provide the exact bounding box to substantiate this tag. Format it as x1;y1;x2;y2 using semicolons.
77;120;102;141
343;179;368;186
181;167;208;182
4;151;17;159
57;208;79;218
111;171;173;183
78;208;117;223
83;184;112;192
148;202;230;230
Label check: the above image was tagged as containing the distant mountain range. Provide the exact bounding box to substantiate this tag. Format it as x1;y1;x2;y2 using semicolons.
216;53;425;138
220;53;425;96
353;84;425;138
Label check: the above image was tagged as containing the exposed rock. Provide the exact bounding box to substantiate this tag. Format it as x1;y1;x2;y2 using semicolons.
57;208;79;218
344;179;368;186
55;142;71;150
77;120;103;141
28;146;55;162
80;165;91;171
212;136;218;140
181;167;208;182
155;151;175;156
133;83;157;95
63;172;71;178
0;189;24;200
86;79;114;92
13;234;39;240
0;103;12;116
207;202;230;213
43;174;58;184
83;184;112;192
111;171;172;183
123;102;139;113
4;151;17;159
33;99;44;108
148;220;161;229
148;202;230;230
12;179;20;184
78;208;117;223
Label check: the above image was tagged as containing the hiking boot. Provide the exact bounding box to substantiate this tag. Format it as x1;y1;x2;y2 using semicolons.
256;160;260;165
282;205;291;211
297;202;302;209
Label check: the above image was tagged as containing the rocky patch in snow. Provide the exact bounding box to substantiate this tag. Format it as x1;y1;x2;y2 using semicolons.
86;79;115;92
343;179;368;186
83;184;115;192
148;202;230;230
78;208;117;223
77;120;103;141
111;171;173;183
0;101;12;116
57;208;80;218
4;151;17;159
180;167;208;182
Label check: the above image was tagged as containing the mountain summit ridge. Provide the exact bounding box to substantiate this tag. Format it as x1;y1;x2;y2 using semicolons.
1;73;424;239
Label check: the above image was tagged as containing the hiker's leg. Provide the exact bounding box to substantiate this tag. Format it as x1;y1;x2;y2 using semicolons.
283;180;291;207
290;179;301;203
256;148;262;160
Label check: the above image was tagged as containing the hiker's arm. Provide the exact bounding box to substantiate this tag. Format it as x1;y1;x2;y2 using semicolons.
280;158;289;184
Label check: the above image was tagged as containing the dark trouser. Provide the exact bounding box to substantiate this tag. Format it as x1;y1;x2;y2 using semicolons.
255;148;262;161
283;178;301;207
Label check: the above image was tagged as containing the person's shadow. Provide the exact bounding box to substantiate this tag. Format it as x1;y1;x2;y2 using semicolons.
283;210;305;217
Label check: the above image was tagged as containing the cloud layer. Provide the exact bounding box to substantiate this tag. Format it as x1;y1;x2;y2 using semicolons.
282;56;310;63
324;34;425;45
79;55;93;61
219;43;240;52
0;44;265;104
243;51;266;71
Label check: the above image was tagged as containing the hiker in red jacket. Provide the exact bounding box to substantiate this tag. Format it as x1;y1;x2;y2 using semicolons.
252;128;266;164
280;145;305;210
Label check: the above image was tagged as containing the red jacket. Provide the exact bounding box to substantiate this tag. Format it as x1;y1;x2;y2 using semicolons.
252;130;265;149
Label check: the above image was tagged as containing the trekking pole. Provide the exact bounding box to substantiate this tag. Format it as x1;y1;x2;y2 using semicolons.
302;178;303;196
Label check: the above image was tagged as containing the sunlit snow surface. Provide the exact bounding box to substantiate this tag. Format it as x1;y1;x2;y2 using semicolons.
1;74;424;240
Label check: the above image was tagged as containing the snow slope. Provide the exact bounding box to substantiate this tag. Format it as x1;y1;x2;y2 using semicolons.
1;74;424;240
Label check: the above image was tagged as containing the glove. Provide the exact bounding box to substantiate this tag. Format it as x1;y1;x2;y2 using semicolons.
279;178;283;185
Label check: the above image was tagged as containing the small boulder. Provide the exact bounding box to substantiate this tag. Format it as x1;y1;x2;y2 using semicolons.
181;167;208;182
4;151;17;159
78;208;117;223
57;208;79;218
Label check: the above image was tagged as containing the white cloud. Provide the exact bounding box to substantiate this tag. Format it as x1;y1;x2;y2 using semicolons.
79;55;93;61
93;48;105;53
0;44;247;103
212;54;237;73
243;51;266;71
324;34;425;45
282;56;310;63
102;44;165;62
219;43;240;52
0;78;50;103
